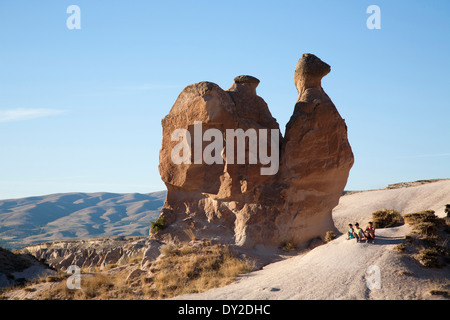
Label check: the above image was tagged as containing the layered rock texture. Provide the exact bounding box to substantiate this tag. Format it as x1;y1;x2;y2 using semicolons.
21;237;149;271
155;53;354;248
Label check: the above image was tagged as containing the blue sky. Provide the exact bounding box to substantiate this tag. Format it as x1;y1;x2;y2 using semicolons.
0;0;449;199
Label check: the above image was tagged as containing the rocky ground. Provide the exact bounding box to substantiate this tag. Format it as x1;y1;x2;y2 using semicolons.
1;179;449;300
19;236;148;271
0;246;55;290
175;179;450;300
176;225;449;300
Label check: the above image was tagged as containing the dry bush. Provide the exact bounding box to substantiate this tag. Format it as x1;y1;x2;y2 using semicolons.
399;210;450;268
415;248;442;268
280;241;297;252
404;210;445;236
32;241;253;300
183;228;196;241
325;231;337;242
393;243;407;253
429;289;449;297
396;269;413;276
147;242;252;299
38;271;140;300
39;272;69;283
159;242;177;256
371;209;404;228
404;210;440;224
79;274;114;299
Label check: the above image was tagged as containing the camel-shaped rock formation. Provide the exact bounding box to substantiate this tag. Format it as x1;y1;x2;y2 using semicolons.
154;53;354;249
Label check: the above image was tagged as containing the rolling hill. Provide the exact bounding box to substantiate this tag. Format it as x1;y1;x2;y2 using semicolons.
0;191;166;249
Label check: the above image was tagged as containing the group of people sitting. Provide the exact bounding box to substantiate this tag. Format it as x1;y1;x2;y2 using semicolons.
346;222;375;243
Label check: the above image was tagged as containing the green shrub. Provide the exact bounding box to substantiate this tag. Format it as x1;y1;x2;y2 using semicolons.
150;216;166;234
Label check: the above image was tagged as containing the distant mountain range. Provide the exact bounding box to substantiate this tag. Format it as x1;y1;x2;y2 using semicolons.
0;191;166;250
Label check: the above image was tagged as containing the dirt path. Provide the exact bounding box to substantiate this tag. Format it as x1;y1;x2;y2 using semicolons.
174;226;407;299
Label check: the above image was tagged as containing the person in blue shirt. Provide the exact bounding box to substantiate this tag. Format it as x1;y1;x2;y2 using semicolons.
346;223;355;240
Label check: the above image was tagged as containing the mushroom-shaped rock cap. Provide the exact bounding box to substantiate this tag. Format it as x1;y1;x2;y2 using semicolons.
295;53;331;79
294;53;331;94
228;75;260;95
233;75;260;85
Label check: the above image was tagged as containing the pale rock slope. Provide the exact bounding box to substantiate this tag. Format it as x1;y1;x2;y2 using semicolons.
333;179;450;232
175;179;450;300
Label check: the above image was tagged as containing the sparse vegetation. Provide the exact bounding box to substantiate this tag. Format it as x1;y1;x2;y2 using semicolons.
396;269;413;276
184;228;196;241
371;209;404;228
0;247;33;273
80;274;115;299
404;235;415;244
104;263;118;270
159;242;176;256
415;248;442;268
394;209;450;268
429;289;450;298
404;210;440;224
393;243;407;252
29;240;253;300
404;210;446;240
44;274;68;283
150;216;166;234
147;241;253;299
38;272;121;300
280;241;297;252
427;280;450;298
325;231;337;242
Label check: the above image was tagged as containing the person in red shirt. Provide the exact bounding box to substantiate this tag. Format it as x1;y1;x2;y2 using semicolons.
365;221;376;243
